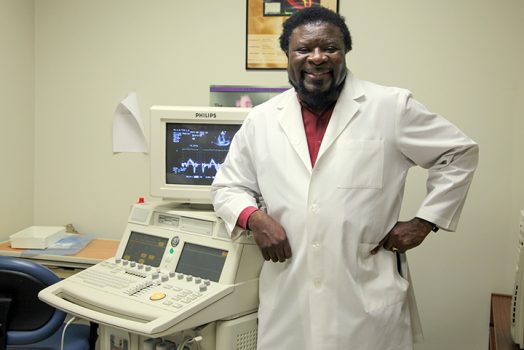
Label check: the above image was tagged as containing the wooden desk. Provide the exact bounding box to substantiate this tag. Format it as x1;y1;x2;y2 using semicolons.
0;238;119;278
490;293;520;350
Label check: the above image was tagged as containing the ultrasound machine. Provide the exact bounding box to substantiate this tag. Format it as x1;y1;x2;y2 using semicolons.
39;106;262;350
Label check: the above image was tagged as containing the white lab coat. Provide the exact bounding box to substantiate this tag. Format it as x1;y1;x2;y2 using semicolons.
211;73;478;350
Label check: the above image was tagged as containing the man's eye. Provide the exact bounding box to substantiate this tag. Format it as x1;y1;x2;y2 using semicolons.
296;48;309;54
325;46;338;53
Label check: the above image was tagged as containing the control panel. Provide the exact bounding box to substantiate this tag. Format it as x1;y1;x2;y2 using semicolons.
39;202;263;337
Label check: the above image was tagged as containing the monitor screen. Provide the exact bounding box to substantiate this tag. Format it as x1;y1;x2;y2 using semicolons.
122;231;168;267
175;242;228;282
165;123;241;186
150;106;250;204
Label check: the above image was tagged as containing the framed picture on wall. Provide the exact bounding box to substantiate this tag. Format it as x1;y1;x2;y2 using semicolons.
246;0;339;70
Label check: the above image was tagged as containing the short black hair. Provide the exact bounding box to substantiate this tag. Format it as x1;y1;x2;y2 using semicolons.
279;6;352;54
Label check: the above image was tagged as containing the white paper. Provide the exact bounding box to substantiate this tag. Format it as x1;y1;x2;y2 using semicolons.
112;92;148;153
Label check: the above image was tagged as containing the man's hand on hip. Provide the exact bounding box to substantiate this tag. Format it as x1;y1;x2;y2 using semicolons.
248;210;292;262
370;217;432;255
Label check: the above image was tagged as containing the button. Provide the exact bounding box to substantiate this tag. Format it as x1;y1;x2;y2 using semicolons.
312;242;320;249
186;275;193;282
130;262;136;267
145;266;152;271
313;279;322;288
203;280;211;286
177;273;184;280
310;204;319;213
122;260;129;266
115;258;122;264
151;272;159;279
161;275;169;282
169;271;176;278
199;284;207;292
195;277;201;284
137;264;144;269
150;292;166;301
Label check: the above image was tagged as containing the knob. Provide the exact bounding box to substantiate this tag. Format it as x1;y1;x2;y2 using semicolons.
186;275;193;282
199;284;207;292
161;275;169;282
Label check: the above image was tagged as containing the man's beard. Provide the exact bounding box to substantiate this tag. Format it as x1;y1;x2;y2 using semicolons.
291;75;345;112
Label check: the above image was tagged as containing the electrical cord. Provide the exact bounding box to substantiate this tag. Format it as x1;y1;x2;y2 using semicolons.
176;335;203;350
60;316;78;350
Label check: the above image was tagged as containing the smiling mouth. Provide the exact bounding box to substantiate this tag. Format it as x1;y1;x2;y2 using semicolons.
304;71;331;79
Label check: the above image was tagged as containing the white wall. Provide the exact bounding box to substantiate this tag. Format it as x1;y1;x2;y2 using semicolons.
0;0;34;237
17;0;524;348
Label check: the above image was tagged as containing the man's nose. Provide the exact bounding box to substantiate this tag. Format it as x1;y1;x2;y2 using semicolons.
308;48;327;64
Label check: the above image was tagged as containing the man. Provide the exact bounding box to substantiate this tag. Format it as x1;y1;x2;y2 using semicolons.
211;6;478;350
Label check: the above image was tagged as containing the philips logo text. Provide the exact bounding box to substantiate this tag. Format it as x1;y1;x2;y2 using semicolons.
195;113;217;118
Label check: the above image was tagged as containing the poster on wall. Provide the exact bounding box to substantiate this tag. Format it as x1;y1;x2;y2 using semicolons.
210;85;289;107
246;0;339;70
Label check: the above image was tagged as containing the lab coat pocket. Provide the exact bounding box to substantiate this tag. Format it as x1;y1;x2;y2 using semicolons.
258;262;286;311
337;140;384;189
356;243;409;313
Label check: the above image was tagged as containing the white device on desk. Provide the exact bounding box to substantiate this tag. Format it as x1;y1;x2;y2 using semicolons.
511;209;524;348
10;225;66;249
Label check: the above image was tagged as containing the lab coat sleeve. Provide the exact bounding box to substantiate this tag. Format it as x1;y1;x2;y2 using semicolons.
396;91;479;231
211;116;260;235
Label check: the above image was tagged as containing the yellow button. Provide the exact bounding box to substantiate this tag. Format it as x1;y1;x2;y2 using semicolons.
150;292;166;301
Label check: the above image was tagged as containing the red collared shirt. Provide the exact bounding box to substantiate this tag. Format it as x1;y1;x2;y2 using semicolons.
236;102;334;229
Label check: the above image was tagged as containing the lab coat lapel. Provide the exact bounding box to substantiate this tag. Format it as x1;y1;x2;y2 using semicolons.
277;92;312;173
317;74;364;163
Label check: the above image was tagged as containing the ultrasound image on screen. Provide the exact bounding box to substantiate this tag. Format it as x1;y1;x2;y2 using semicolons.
166;123;241;186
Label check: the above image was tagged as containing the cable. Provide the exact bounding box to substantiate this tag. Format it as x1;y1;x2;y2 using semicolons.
60;316;78;350
176;335;203;350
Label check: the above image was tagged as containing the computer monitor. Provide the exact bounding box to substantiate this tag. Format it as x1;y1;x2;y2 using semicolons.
150;106;250;204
